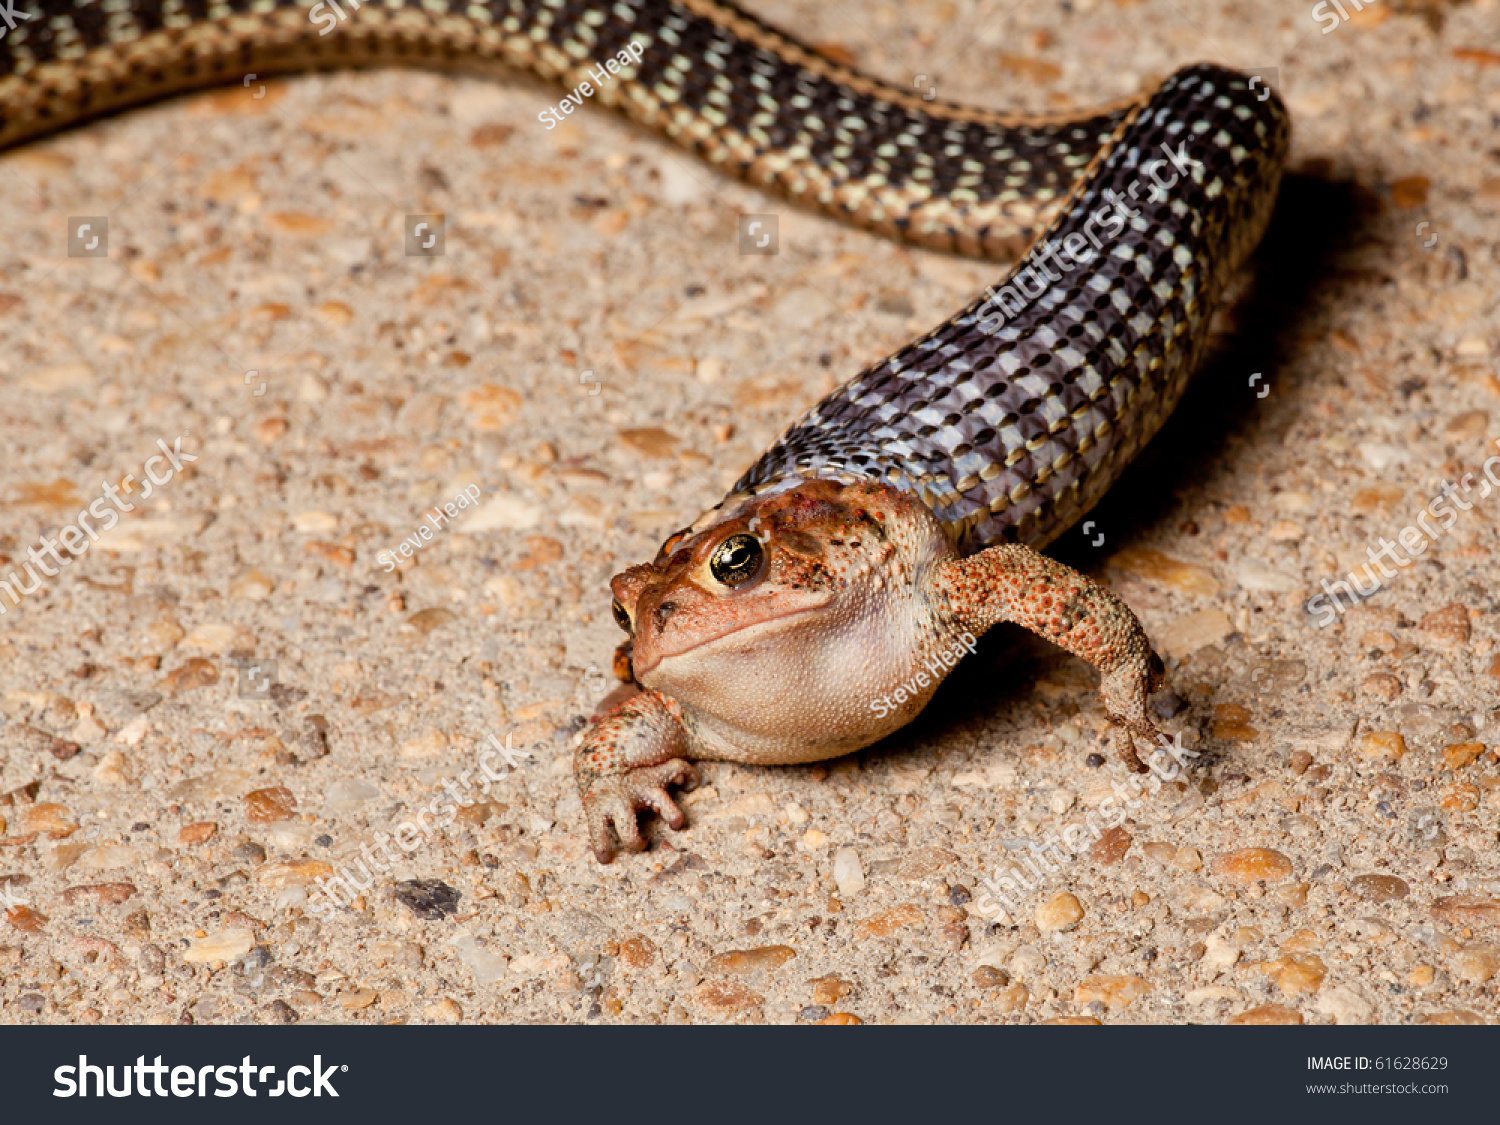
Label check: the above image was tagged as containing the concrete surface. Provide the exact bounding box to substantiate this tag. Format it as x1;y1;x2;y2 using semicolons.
1;0;1498;1025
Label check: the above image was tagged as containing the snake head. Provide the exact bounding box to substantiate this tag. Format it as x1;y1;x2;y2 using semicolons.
606;480;962;764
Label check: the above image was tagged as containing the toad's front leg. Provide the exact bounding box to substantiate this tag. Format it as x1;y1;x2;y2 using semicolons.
575;688;700;863
934;543;1165;771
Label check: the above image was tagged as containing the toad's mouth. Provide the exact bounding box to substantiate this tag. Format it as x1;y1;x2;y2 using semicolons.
630;595;835;677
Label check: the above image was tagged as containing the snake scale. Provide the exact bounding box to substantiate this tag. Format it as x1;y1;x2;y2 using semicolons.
4;0;1290;860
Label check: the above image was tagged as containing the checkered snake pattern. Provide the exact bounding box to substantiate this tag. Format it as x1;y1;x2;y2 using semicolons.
2;0;1289;553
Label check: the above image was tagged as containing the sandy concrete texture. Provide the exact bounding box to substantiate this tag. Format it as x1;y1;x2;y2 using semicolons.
1;0;1499;1026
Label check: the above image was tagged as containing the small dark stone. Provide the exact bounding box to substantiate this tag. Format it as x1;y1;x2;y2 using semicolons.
971;965;1008;989
50;738;82;760
948;884;971;906
392;878;461;920
1311;864;1332;880
271;966;316;990
1150;692;1188;720
130;821;150;832
315;834;333;848
203;889;221;900
270;683;309;707
297;724;328;760
266;999;300;1024
124;909;150;938
481;853;499;869
1349;873;1409;903
1084;753;1105;769
240;945;273;970
586;1002;602;1019
18;993;44;1012
229;841;267;865
876;294;915;317
140;943;166;975
1143;947;1158;963
800;1005;831;1022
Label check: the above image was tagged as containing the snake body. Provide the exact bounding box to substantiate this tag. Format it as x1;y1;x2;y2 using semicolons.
4;0;1288;553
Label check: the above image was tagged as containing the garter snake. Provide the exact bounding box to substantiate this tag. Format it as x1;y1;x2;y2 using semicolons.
3;1;1287;551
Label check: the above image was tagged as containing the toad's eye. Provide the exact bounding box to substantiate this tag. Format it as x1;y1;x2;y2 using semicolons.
611;598;632;633
709;534;765;588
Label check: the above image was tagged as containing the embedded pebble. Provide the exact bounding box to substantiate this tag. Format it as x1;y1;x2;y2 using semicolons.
23;804;79;839
452;935;511;985
707;945;796;975
832;847;865;897
324;778;380;811
1349;874;1409;903
423;998;463;1024
897;846;955;880
245;787;297;824
856;904;923;939
1443;742;1484;770
811;975;850;1005
183;929;255;964
1431;896;1500;925
1090;827;1131;865
230;571;277;600
693;979;762;1014
61;883;136;906
1358;731;1407;763
340;989;379;1011
1450;945;1500;984
1259;954;1328;995
178;822;218;846
1075;975;1150;1011
159;658;219;693
1227;1005;1302;1025
1211;848;1292;885
392;879;460;920
77;845;138;872
1009;946;1046;980
617;935;659;970
257;860;334;888
1036;892;1084;932
1315;985;1375;1024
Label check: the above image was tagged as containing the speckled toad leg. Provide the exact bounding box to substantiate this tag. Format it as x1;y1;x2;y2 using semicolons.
575;689;700;863
934;544;1165;771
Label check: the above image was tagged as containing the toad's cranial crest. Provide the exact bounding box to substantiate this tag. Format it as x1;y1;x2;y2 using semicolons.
576;480;1167;863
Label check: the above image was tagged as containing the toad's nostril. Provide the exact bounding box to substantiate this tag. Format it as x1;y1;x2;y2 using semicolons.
653;600;678;630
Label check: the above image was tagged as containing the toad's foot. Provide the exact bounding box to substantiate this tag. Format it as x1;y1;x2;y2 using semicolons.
575;689;699;863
